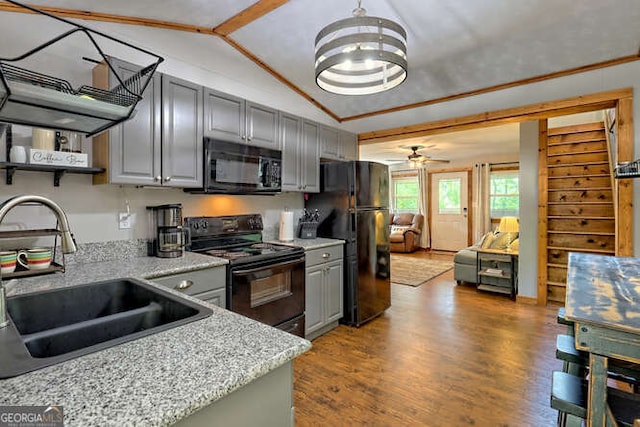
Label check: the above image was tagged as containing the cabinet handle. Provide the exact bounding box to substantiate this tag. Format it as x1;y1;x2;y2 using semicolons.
175;279;194;290
303;184;307;189
242;134;247;140
322;253;330;259
154;176;162;182
247;136;252;141
164;176;171;182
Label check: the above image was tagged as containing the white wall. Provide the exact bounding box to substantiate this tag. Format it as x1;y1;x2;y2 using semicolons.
518;121;540;299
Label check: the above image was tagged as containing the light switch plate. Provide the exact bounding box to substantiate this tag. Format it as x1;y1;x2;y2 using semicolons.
119;212;133;229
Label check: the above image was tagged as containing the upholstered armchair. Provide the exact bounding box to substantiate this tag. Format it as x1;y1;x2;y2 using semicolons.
389;213;424;253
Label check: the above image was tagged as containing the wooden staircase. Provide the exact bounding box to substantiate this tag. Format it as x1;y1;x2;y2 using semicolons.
545;122;615;303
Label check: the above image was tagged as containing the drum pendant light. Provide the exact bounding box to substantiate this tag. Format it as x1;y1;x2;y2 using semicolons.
314;0;408;95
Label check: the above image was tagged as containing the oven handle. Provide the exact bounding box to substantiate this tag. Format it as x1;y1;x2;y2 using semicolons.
232;256;304;275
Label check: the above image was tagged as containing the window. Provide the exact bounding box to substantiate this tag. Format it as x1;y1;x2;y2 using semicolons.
438;178;461;214
392;176;419;213
490;170;519;218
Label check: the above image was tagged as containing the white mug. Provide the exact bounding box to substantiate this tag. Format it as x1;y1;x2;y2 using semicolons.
9;145;27;163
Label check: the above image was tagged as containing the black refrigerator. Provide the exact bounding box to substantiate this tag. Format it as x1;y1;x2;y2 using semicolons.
305;161;391;326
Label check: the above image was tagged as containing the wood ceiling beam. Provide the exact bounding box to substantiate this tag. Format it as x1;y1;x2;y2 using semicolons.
221;36;340;122
345;54;640;123
358;88;631;145
214;0;289;36
0;2;217;35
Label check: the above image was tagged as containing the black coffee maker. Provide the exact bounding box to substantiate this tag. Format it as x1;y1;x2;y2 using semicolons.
147;204;184;258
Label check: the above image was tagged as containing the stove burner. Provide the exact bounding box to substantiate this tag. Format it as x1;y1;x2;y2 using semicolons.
206;250;227;257
250;243;273;249
226;252;251;259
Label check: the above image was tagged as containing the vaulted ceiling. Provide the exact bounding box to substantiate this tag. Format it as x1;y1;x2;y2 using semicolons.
1;0;639;162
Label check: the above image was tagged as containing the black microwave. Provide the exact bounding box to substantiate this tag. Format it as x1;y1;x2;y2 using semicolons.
192;138;282;195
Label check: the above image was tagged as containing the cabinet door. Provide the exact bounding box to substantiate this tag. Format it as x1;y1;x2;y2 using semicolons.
280;112;302;191
107;59;162;185
192;288;226;308
319;125;340;160
339;131;358;161
246;101;279;149
305;265;325;336
161;75;203;188
301;120;320;193
203;88;245;143
325;260;344;323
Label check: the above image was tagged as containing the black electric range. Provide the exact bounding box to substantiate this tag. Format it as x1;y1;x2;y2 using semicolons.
184;214;306;337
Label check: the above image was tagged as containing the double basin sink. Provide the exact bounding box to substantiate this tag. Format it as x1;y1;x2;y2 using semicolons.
0;278;212;378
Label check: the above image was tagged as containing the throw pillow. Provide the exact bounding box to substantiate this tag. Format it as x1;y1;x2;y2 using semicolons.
480;232;495;248
508;238;519;252
391;225;408;233
489;232;512;250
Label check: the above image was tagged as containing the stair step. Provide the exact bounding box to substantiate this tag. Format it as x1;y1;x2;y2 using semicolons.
547;246;615;254
548;122;605;135
548;149;607;158
548;230;614;237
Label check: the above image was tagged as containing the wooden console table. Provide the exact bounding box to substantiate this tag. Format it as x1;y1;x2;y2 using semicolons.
475;248;518;299
565;252;640;427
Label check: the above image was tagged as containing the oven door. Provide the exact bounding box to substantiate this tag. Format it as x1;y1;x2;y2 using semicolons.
228;255;305;327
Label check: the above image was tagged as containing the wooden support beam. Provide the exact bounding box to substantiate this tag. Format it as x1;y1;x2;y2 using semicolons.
537;119;549;306
358;88;631;145
214;0;289;36
616;97;634;257
0;2;217;35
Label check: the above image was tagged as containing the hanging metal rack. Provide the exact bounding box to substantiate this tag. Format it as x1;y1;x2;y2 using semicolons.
0;0;164;136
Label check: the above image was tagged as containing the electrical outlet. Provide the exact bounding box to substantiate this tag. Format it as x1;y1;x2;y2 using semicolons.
119;212;132;230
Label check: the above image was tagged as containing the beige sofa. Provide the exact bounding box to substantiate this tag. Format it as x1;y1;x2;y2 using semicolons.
389;213;424;253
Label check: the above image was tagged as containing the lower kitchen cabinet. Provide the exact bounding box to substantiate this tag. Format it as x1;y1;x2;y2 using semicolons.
150;266;226;308
304;244;343;340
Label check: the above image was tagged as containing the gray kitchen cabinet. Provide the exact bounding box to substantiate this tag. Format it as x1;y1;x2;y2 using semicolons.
301;120;320;192
319;126;358;161
280;113;320;192
92;58;203;187
319;124;340;160
204;88;279;150
304;243;344;340
150;265;226;308
339;130;358;160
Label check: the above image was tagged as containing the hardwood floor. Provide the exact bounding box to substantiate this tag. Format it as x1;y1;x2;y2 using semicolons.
294;250;565;426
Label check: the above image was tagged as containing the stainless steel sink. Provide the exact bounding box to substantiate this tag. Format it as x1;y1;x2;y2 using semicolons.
0;278;212;378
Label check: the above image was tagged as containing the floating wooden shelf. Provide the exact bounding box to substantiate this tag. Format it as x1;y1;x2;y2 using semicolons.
0;162;105;186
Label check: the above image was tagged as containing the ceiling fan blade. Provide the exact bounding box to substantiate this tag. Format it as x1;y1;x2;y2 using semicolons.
423;158;450;163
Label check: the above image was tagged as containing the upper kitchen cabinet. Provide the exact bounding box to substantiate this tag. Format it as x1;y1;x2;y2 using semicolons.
204;89;279;150
319;125;340;160
319;126;358;161
340;131;358;161
160;75;203;187
280;112;319;193
92;58;203;187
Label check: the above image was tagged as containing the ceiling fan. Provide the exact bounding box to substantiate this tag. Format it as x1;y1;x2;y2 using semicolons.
387;145;450;164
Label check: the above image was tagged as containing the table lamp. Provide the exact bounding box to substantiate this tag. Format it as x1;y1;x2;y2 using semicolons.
498;216;519;246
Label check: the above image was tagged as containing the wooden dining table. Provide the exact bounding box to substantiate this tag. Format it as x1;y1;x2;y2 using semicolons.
565;252;640;427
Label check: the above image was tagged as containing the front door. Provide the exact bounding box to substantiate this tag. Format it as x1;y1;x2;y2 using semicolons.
430;171;469;251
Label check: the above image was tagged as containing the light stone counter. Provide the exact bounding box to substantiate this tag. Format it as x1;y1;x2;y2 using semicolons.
271;237;345;251
0;250;311;426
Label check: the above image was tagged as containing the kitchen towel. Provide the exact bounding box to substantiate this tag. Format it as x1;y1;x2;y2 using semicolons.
279;211;294;242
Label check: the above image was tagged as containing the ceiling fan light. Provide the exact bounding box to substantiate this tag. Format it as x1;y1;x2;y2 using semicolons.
315;2;407;96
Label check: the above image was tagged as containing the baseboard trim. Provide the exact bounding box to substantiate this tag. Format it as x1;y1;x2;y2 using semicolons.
516;295;538;305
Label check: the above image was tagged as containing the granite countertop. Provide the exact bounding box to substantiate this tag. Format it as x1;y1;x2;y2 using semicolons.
0;252;311;426
271;237;345;250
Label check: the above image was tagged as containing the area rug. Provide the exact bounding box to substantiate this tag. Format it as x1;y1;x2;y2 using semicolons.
390;255;453;287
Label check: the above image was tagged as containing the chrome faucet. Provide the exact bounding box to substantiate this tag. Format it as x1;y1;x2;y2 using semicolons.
0;195;77;328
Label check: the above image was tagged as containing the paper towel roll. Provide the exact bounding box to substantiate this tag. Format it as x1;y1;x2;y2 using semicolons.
279;211;294;242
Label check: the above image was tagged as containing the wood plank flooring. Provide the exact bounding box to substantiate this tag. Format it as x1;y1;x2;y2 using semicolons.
294;250;565;426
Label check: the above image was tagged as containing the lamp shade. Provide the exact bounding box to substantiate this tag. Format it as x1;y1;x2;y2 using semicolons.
498;217;519;233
